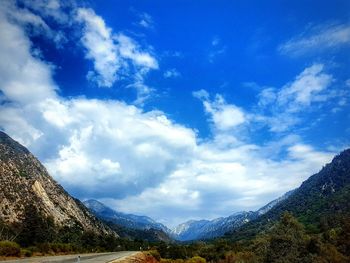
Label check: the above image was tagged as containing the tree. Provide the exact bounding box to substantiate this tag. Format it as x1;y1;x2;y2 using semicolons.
17;205;56;246
266;212;308;263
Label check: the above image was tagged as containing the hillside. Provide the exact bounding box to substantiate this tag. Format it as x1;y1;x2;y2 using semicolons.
0;131;116;244
229;148;350;240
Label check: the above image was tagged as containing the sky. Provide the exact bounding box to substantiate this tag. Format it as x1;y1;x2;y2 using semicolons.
0;0;349;228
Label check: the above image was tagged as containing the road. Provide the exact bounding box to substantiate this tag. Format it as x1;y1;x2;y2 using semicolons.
0;251;138;263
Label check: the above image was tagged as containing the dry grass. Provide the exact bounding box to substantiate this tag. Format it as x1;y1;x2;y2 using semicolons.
109;252;159;263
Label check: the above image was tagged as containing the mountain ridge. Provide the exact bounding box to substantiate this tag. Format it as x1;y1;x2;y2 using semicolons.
84;199;171;233
83;199;173;242
171;191;292;241
0;131;116;241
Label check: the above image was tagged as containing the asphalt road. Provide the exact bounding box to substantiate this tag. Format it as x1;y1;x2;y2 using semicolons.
0;251;138;263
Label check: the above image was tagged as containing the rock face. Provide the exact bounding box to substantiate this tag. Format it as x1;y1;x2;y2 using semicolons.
0;131;115;236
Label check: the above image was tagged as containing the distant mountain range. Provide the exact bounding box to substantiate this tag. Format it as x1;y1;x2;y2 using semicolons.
170;190;294;241
84;199;172;242
83;190;295;242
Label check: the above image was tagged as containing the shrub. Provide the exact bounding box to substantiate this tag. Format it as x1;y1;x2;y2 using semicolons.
186;256;206;263
21;248;33;257
36;243;51;253
0;241;21;257
147;250;161;261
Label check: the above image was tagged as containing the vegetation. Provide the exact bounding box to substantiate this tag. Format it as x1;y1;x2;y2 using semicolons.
0;241;20;257
0;208;158;258
144;212;350;263
1;210;350;262
1;142;350;262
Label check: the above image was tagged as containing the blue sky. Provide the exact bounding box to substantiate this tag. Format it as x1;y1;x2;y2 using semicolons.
0;0;349;228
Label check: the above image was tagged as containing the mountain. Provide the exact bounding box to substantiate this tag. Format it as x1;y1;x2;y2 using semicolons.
84;199;172;242
256;189;295;215
172;212;256;241
0;131;115;241
172;148;350;242
172;191;293;241
172;219;210;241
229;148;350;241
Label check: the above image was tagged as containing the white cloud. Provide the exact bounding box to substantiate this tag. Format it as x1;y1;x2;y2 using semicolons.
76;8;158;102
258;87;276;107
41;99;197;197
0;9;57;104
256;64;334;132
3;3;50;32
138;12;154;29
277;64;333;109
164;68;181;78
115;34;158;69
194;90;246;131
76;8;120;88
18;0;71;24
279;23;350;56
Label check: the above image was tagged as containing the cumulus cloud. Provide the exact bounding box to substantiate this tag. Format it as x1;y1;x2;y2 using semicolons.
0;1;342;227
279;23;350;56
43;99;197;198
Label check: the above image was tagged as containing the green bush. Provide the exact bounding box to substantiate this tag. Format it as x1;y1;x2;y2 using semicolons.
0;241;21;257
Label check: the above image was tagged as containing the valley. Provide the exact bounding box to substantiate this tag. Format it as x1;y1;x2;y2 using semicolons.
1;131;350;262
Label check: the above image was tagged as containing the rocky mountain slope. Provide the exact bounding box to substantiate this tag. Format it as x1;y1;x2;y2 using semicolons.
0;131;115;237
229;148;350;241
84;199;172;242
